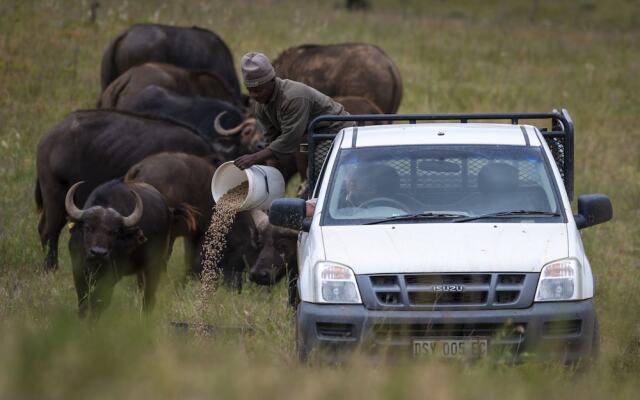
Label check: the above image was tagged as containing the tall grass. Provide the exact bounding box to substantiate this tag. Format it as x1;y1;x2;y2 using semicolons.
0;0;639;398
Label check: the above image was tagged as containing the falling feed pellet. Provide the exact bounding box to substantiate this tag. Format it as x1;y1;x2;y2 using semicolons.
196;181;248;336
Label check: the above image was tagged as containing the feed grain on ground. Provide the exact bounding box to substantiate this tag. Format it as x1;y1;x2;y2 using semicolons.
196;181;248;335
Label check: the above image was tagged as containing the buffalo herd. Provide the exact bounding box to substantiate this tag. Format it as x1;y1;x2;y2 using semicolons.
35;23;403;316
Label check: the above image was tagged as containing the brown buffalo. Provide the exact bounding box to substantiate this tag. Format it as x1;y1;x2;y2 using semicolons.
98;63;243;109
124;152;259;288
100;24;240;95
36;109;213;271
334;96;383;115
66;180;193;317
273;43;403;113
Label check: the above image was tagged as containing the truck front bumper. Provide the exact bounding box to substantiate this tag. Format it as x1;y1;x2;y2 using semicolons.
297;299;596;363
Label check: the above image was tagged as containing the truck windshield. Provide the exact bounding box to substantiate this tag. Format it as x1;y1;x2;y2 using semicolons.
322;144;563;225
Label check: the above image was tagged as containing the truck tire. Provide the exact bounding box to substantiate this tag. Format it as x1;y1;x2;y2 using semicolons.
295;305;309;363
592;316;600;360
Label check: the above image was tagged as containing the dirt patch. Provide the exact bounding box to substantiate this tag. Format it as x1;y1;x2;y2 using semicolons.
196;181;248;336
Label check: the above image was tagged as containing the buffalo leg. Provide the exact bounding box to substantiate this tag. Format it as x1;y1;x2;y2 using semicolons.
220;252;244;293
38;182;68;271
89;274;116;318
142;263;164;313
185;235;203;279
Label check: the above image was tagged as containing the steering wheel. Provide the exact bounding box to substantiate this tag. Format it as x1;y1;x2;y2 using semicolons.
358;197;410;212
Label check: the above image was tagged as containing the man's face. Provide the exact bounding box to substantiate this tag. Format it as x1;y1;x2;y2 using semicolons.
247;80;275;104
345;170;376;206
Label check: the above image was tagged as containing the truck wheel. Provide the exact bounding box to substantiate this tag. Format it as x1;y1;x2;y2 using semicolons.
591;316;600;361
295;306;309;363
576;316;600;373
288;275;300;308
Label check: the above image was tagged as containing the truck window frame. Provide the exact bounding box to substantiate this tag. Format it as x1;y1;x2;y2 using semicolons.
319;143;568;226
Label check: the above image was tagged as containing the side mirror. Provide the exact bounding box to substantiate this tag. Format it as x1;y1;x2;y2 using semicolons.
269;198;306;230
574;194;613;229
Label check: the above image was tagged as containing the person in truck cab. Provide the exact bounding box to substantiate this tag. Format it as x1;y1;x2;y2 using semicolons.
341;163;411;210
233;52;353;185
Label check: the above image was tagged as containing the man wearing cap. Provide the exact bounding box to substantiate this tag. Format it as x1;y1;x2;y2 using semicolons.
234;51;352;182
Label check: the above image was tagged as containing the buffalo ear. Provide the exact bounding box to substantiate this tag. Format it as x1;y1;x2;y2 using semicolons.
122;227;146;248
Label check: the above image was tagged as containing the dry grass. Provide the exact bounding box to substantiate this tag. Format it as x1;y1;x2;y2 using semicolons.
0;0;639;399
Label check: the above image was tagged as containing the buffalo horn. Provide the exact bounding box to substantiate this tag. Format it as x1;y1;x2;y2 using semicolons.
250;209;270;232
122;191;143;227
65;181;86;221
214;111;242;136
214;112;257;137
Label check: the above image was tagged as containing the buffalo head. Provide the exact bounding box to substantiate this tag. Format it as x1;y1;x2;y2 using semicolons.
65;182;146;266
248;210;298;285
214;111;264;155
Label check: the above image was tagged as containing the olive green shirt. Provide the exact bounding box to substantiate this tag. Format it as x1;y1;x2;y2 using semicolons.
254;78;351;154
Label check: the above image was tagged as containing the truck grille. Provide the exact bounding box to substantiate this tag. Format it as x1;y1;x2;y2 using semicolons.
358;273;538;310
373;322;527;341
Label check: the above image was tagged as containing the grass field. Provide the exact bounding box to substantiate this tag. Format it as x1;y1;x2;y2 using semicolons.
1;0;639;398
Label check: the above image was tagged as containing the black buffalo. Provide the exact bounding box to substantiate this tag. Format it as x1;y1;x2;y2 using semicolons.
248;210;299;306
66;180;191;317
36;109;212;271
125;152;260;288
118;85;261;162
98;63;244;109
100;24;240;96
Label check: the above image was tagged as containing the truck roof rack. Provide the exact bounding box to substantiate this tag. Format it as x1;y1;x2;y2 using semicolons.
307;109;574;200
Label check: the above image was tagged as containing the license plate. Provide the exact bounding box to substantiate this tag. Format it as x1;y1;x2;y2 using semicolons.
413;338;488;358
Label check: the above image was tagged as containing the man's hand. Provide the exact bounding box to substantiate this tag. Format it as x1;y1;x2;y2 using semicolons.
305;198;317;218
234;154;258;170
234;148;275;169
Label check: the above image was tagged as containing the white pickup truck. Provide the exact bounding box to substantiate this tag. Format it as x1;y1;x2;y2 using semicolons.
269;110;612;363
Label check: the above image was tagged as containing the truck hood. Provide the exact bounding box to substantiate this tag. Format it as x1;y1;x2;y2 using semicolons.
320;223;568;274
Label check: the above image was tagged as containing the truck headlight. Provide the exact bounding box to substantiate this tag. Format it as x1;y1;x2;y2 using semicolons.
314;262;362;304
535;258;583;302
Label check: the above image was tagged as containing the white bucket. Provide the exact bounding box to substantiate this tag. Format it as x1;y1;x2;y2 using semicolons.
211;161;285;211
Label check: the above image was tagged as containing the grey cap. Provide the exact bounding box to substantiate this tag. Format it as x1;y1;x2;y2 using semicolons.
240;52;276;88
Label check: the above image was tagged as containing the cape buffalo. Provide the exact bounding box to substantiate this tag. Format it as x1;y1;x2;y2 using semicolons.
124;152;260;288
66;180;191;317
117;85;261;162
273;43;403;114
36;109;212;271
98;63;244;109
248;210;299;306
100;24;240;95
334;96;383;115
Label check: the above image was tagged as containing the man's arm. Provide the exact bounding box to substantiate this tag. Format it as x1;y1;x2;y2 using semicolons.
234;105;277;169
234;98;310;169
234;148;274;169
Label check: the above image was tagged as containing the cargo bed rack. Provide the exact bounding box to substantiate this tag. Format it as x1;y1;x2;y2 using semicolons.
307;109;574;199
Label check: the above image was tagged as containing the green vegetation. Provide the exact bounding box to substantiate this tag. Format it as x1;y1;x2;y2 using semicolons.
1;0;638;398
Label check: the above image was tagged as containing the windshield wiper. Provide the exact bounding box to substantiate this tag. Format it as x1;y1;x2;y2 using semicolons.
453;210;561;223
364;212;468;225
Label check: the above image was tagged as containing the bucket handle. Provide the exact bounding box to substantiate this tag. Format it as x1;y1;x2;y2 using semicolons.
253;166;271;205
254;166;270;194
